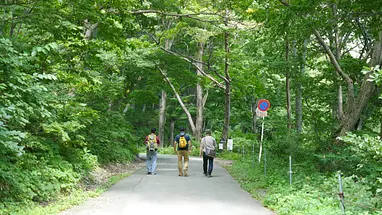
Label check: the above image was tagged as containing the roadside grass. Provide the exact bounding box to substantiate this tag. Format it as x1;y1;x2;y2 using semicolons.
1;172;131;215
225;155;382;215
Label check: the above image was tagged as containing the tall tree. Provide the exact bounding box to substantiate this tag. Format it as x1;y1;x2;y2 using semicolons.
222;9;232;143
295;39;308;134
279;0;382;138
195;42;205;142
158;37;172;147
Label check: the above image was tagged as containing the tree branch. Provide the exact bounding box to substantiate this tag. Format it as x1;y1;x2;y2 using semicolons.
158;67;196;133
130;9;224;28
130;10;222;18
339;31;351;49
202;89;209;108
224;10;231;84
350;11;382;17
313;30;353;84
279;0;290;7
160;47;227;89
362;47;373;60
143;30;160;45
313;29;355;104
355;18;372;60
280;0;351;84
140;30;226;89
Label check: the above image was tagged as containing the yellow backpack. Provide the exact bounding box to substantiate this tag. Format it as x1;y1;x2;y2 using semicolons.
147;134;158;151
179;135;187;149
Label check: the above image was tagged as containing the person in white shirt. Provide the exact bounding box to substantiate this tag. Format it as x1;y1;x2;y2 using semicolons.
199;129;216;178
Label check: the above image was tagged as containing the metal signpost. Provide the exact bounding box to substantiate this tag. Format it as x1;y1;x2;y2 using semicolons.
338;173;345;214
289;156;292;185
257;99;270;164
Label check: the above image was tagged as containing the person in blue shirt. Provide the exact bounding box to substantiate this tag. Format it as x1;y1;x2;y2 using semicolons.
173;127;192;176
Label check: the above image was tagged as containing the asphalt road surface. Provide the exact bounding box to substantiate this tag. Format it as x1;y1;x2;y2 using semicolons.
61;154;274;215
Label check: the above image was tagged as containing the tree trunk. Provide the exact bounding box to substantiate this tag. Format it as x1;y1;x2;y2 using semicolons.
158;90;166;147
338;75;377;136
338;85;375;137
380;115;382;139
170;119;175;146
337;31;382;137
286;39;292;130
159;69;196;134
252;97;258;133
333;4;344;120
337;85;343;119
123;103;129;113
295;83;302;134
195;42;205;142
221;10;231;145
84;19;98;40
158;39;171;147
0;6;6;36
223;79;231;142
356;118;363;130
331;100;338;120
9;6;15;37
296;39;307;134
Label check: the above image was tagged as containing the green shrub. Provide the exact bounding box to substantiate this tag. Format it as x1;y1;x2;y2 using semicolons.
227;155;382;215
88;112;138;164
218;150;240;160
0;152;80;204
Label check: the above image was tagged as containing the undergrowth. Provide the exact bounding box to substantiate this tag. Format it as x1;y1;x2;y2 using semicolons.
0;173;130;215
226;156;382;215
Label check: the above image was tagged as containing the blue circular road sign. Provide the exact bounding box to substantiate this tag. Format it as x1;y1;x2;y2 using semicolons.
258;99;270;111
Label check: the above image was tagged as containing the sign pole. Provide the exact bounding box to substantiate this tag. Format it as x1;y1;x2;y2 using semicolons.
256;99;270;163
338;173;345;215
264;144;267;176
258;116;265;162
289;155;292;185
252;143;255;167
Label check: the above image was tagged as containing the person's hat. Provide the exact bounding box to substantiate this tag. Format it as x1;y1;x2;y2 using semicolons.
205;129;211;134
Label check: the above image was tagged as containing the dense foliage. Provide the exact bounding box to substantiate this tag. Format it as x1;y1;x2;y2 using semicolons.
0;0;140;212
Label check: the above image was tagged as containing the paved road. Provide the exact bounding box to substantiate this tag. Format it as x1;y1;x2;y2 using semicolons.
61;154;273;215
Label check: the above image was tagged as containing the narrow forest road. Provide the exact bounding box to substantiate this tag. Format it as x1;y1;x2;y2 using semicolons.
60;154;274;215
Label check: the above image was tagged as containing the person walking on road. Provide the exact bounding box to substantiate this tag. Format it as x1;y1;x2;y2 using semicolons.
145;128;160;175
199;129;216;178
174;127;192;176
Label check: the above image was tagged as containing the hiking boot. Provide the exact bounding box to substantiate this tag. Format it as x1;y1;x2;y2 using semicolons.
178;173;183;176
203;173;207;176
184;170;188;177
152;172;156;175
207;174;211;178
147;172;151;174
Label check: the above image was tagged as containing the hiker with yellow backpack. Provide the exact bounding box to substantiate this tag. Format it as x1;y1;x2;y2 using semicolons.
145;128;160;175
173;127;192;176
